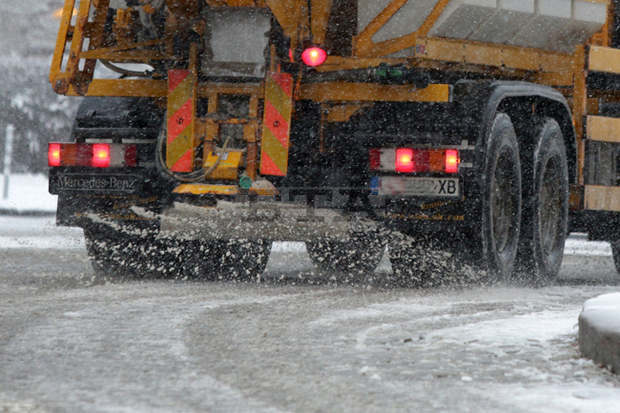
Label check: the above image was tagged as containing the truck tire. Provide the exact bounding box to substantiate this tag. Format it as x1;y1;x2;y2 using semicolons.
84;229;145;278
85;228;183;279
475;112;522;283
306;232;385;282
214;239;272;282
516;118;569;284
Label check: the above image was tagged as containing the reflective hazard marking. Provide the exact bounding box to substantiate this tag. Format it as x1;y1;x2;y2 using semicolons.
260;72;293;176
167;70;195;172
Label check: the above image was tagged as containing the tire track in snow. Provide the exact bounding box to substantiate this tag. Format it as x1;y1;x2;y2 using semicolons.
2;291;292;413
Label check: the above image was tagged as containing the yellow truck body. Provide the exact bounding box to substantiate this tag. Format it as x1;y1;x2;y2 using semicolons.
48;0;620;282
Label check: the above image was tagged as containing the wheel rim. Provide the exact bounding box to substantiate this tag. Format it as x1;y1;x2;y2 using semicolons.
492;151;518;254
539;156;563;256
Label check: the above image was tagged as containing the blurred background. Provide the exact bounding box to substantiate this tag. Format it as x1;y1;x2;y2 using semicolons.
0;0;78;176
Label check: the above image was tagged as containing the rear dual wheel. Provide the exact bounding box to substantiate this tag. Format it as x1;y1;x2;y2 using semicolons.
85;229;271;281
516;118;569;284
475;113;570;285
478;114;570;284
476;113;523;283
84;228;163;278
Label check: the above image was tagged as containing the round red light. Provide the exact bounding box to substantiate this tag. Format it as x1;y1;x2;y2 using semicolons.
395;148;415;173
48;143;61;167
92;143;111;168
301;47;327;67
444;149;459;174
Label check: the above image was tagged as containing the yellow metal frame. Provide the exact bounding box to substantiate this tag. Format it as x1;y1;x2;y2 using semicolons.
173;183;239;196
50;0;165;95
50;0;620;213
589;45;620;74
51;0;608;99
584;186;620;212
206;1;266;6
204;151;244;180
300;82;450;103
353;0;451;58
586;116;620;143
578;39;620;211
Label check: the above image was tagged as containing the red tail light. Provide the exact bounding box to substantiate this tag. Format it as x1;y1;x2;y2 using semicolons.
395;148;415;173
445;149;460;174
91;143;111;168
48;143;61;167
47;142;137;168
301;47;327;67
387;148;460;173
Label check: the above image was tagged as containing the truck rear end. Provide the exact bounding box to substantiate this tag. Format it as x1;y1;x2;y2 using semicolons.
48;0;620;283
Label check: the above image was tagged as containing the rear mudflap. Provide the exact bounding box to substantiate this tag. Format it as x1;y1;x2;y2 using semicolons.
56;193;163;230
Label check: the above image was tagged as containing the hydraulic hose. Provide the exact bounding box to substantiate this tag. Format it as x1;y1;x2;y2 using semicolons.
156;125;232;183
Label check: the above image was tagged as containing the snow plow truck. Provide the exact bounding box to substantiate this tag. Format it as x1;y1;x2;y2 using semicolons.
48;0;620;284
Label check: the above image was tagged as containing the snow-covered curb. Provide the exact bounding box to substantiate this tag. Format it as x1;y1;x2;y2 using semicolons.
579;293;620;374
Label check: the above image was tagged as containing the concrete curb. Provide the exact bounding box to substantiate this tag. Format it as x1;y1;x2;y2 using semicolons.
579;293;620;374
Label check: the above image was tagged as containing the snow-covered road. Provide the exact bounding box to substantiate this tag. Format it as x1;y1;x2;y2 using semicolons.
1;216;619;412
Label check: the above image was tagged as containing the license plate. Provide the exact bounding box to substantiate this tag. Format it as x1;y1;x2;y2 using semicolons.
51;174;141;194
373;177;460;197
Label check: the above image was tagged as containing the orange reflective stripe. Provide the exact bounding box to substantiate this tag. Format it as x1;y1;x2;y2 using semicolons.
264;100;290;147
260;72;293;176
260;151;284;176
167;70;195;172
171;149;193;172
273;71;293;97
